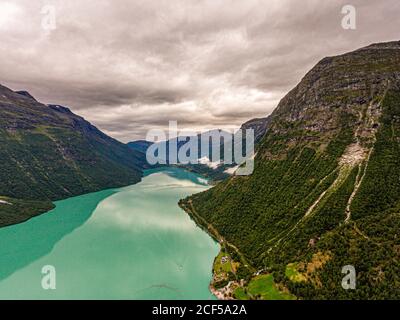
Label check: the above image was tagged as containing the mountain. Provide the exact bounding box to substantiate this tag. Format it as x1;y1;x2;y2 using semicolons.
180;41;400;299
127;140;154;154
0;85;144;227
240;116;270;144
128;130;235;181
128;120;271;181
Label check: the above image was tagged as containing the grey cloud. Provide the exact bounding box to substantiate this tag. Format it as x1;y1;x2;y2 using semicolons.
0;0;399;142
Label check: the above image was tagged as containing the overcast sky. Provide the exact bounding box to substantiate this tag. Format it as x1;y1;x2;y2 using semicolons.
0;0;399;142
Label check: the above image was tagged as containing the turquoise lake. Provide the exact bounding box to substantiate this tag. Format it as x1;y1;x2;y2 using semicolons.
0;167;219;299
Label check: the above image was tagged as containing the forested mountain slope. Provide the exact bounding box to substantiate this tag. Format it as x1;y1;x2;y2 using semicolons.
182;41;400;299
0;85;143;227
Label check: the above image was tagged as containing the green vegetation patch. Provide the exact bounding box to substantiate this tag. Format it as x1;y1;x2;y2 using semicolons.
0;196;54;227
233;287;249;300
234;274;296;300
285;263;307;283
214;250;234;274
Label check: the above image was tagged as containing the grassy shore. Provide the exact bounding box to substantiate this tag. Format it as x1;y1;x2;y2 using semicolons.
179;198;295;300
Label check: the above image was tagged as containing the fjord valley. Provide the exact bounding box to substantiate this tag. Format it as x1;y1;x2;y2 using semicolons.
1;40;400;301
182;41;400;300
0;85;144;227
0;86;220;299
128;129;252;182
1;0;400;305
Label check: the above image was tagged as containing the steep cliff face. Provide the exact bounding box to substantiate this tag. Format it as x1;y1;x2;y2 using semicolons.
183;41;400;299
0;85;143;227
240;117;270;144
265;41;400;158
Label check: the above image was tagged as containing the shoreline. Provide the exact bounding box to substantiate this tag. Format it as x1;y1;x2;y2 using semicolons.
178;199;255;300
0;174;143;229
0;167;218;299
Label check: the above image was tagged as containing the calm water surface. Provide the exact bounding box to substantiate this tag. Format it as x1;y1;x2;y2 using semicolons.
0;167;219;299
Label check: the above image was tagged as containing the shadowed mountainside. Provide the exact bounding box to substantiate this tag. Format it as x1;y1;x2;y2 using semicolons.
0;85;144;227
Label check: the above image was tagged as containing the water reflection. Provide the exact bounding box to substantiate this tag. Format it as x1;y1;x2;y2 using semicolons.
0;168;218;299
0;189;116;281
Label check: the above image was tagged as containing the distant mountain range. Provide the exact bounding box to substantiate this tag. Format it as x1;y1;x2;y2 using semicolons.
0;85;144;227
0;82;269;227
5;40;399;300
181;41;400;300
128;124;270;181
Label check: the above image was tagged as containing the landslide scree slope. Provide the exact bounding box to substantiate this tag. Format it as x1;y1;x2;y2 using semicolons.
0;84;143;227
182;41;400;299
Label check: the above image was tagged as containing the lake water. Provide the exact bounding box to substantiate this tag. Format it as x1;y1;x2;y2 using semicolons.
0;167;219;299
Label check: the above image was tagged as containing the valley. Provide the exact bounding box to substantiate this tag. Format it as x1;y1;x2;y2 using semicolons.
1;40;400;300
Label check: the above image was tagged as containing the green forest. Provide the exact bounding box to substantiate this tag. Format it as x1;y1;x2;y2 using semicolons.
182;44;400;300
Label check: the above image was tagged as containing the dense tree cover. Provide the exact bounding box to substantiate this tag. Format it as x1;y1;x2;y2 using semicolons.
187;121;353;264
0;85;143;226
0;197;54;227
351;90;400;219
0;128;142;201
174;163;230;182
182;43;400;299
184;90;400;299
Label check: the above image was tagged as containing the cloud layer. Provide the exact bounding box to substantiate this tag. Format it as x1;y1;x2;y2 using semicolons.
1;0;399;141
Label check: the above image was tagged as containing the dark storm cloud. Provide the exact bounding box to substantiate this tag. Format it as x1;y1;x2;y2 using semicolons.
0;0;399;141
